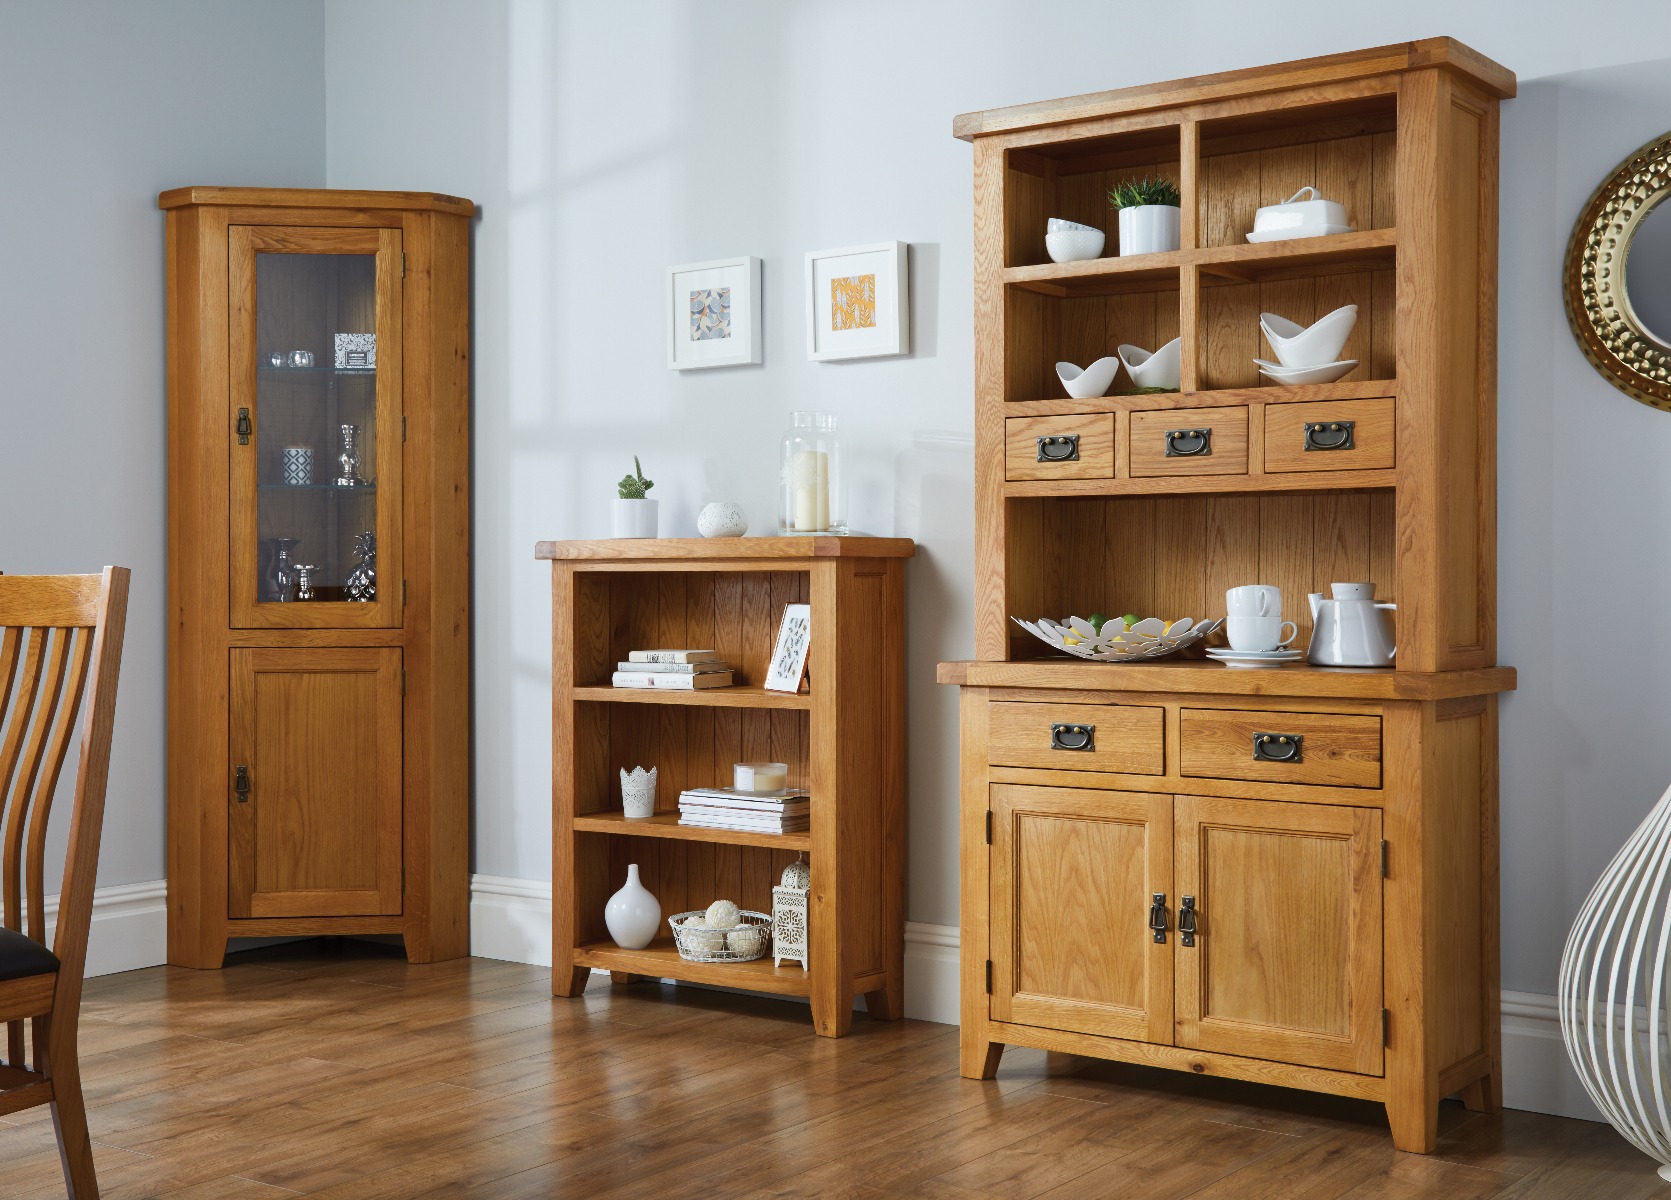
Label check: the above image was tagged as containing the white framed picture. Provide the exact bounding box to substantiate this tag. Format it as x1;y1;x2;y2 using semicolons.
667;255;762;370
804;241;909;361
764;603;812;692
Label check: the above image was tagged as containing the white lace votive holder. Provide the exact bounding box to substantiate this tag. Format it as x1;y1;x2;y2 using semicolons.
281;446;313;486
620;766;657;819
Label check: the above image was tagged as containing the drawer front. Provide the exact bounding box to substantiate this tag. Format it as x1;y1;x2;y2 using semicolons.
1129;406;1249;477
1005;415;1114;481
989;702;1164;775
1264;398;1395;473
1179;708;1381;788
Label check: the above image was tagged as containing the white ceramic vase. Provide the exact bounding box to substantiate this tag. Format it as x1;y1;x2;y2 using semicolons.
604;864;661;950
1118;204;1181;255
697;501;748;538
610;498;658;538
620;766;657;819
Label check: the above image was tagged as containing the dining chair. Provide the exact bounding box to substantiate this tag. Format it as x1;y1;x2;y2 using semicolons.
0;568;130;1200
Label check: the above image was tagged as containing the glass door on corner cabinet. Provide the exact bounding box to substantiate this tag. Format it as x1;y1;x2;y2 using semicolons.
228;225;402;629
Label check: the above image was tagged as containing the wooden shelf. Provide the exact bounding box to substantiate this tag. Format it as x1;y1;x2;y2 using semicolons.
537;536;916;562
936;658;1516;701
573;684;812;710
572;939;812;996
1003;380;1397;417
1004;229;1395;296
573;810;812;851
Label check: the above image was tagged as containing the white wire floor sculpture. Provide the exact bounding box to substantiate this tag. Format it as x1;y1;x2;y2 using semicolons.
1560;779;1671;1181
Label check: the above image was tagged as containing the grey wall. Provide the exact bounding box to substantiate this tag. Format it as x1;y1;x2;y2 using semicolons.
0;1;326;891
321;0;1671;999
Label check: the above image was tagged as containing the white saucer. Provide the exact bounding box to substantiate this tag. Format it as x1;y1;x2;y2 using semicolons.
1255;359;1358;386
1246;223;1356;243
1206;647;1305;668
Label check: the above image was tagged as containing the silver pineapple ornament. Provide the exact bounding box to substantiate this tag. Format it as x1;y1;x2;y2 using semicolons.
345;531;377;602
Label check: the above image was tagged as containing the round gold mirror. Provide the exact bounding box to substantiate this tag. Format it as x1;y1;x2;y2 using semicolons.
1564;130;1671;411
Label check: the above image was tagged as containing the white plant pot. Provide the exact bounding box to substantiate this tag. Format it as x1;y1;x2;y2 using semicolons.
604;864;661;950
611;497;658;538
1118;205;1181;256
620;766;657;819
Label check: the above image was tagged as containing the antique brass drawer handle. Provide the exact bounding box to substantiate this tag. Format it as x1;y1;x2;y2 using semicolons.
1304;420;1355;451
1179;895;1197;947
1148;892;1168;944
1252;732;1304;763
233;764;250;803
1164;428;1211;457
1050;722;1095;751
1036;434;1080;462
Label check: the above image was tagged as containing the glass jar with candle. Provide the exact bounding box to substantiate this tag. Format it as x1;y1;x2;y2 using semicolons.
778;411;846;534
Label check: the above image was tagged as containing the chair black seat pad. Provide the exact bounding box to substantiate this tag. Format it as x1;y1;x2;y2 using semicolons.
0;927;59;982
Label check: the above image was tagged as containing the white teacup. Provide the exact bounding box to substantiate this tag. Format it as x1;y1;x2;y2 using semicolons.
1226;584;1281;617
1227;614;1297;652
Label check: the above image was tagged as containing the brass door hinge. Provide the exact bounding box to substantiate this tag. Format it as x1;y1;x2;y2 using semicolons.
985;811;992;844
401;252;407;278
985;960;993;995
401;415;407;442
402;579;408;606
1381;840;1389;877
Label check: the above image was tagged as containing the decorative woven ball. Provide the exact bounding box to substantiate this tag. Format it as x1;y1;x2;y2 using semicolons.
780;858;811;891
705;899;741;929
684;926;727;954
697;502;748;538
682;914;708;927
727;926;766;955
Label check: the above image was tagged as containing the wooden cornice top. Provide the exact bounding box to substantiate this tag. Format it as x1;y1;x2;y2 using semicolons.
536;536;917;561
158;186;476;216
936;659;1516;701
953;38;1515;141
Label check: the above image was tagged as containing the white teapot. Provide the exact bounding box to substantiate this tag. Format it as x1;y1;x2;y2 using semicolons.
1306;583;1396;667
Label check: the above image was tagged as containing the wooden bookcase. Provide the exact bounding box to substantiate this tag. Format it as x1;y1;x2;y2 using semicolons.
939;41;1518;1152
162;187;474;967
538;536;913;1037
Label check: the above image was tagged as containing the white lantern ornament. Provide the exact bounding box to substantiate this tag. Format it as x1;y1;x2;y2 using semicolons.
773;854;810;970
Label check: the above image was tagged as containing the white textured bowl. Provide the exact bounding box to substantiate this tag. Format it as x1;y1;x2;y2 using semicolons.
1047;217;1100;234
1254;358;1359;385
1056;357;1121;399
1045;229;1106;263
1012;614;1224;662
1117;338;1182;390
1260;305;1358;369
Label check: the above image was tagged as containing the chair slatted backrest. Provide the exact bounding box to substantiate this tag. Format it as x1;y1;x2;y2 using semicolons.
0;569;129;1069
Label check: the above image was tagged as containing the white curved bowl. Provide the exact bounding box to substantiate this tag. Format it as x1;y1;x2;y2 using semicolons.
1047;217;1100;234
1117;337;1182;390
1056;357;1122;399
1045;229;1106;263
1253;358;1359;385
1260;305;1358;369
1012;614;1224;662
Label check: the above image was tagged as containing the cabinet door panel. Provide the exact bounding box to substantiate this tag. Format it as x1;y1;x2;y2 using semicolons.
229;647;403;918
991;784;1172;1042
1174;794;1382;1074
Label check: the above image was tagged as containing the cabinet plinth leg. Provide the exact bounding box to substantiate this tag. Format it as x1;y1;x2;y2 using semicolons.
1459;1070;1502;1114
610;971;646;988
553;966;592;998
961;1031;1004;1079
864;978;904;1021
810;990;853;1038
168;936;228;971
1386;1096;1439;1153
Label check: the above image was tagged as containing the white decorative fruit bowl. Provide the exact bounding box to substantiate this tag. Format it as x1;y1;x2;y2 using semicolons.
1012;615;1224;662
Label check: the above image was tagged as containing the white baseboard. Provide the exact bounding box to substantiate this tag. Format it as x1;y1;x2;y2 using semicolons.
468;877;1601;1124
39;879;169;978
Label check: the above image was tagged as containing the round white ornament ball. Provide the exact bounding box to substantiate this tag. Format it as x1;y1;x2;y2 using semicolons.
727;926;766;956
697;502;748;538
705;899;741;929
684;927;726;954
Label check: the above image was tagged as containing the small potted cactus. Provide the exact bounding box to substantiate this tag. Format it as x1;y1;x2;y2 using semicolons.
1108;175;1182;256
611;456;658;538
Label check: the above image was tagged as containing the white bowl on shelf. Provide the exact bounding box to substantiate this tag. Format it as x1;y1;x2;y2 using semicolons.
1047;217;1100;234
1056;357;1122;399
1117;337;1182;390
1254;358;1359;385
1045;228;1106;263
1260;305;1358;368
1012;614;1224;662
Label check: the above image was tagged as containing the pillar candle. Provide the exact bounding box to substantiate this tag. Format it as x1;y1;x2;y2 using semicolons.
791;450;829;532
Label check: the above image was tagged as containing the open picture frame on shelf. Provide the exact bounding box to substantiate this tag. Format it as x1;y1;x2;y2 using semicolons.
805;241;909;361
764;602;812;692
668;255;762;370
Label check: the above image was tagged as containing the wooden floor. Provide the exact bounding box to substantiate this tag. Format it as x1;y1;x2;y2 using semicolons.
0;941;1652;1199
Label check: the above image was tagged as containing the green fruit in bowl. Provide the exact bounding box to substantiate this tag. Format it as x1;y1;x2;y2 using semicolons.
1087;613;1108;634
1122;613;1139;628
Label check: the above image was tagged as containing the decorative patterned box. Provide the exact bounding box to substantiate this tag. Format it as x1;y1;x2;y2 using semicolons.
281;446;313;486
333;332;376;369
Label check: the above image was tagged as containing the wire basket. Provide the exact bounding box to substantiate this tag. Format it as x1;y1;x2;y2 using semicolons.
668;910;773;963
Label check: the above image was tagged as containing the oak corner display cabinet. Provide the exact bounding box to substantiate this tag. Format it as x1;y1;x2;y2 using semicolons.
161;187;474;968
939;41;1517;1152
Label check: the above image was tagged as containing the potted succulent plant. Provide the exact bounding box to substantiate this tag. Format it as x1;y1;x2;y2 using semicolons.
1108;176;1182;256
611;456;658;538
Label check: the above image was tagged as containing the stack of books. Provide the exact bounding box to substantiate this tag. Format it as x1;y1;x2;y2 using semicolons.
678;787;811;834
612;649;734;690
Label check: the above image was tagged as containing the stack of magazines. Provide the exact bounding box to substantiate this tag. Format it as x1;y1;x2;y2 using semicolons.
678;787;810;834
612;649;734;690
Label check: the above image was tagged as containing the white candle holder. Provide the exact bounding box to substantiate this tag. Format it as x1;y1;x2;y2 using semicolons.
778;411;845;534
620;766;657;819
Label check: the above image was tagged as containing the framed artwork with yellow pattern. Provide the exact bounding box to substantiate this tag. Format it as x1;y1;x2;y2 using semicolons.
805;241;909;361
668;256;762;370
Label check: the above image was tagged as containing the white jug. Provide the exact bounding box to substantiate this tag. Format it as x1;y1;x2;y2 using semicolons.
1306;582;1396;667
